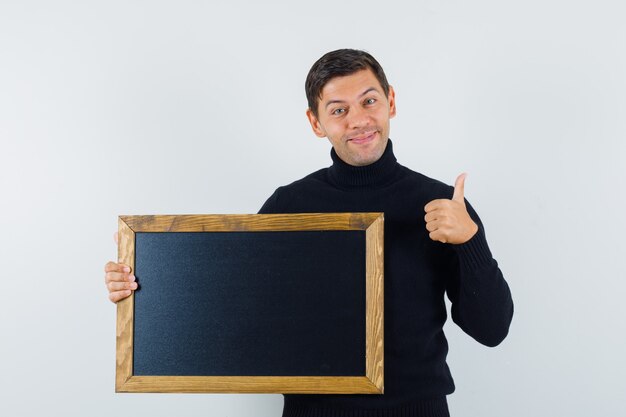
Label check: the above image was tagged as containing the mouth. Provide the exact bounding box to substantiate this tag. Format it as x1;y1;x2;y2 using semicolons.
348;130;377;145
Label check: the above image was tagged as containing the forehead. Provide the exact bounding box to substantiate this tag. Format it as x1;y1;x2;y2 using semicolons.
319;69;383;102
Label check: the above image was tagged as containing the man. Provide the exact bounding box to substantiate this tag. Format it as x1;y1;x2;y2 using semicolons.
105;49;513;417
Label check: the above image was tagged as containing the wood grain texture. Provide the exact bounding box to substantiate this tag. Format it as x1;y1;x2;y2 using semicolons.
365;214;385;393
117;376;381;394
115;213;385;393
120;213;381;232
115;217;135;392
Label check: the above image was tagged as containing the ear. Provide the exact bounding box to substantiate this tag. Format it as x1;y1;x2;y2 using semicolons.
387;85;397;119
306;108;327;138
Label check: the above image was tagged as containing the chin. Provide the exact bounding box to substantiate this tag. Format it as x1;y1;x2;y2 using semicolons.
336;135;387;166
348;151;383;167
361;145;386;165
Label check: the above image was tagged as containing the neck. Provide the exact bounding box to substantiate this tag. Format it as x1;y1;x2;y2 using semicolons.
328;139;400;188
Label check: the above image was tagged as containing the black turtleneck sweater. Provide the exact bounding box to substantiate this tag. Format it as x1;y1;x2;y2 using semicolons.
258;140;514;417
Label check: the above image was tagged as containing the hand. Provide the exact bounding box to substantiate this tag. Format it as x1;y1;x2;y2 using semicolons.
104;231;137;303
424;173;479;244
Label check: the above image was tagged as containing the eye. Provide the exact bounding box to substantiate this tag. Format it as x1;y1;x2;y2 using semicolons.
365;98;376;105
332;108;346;116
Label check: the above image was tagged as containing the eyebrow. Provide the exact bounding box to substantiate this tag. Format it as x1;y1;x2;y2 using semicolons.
324;87;380;109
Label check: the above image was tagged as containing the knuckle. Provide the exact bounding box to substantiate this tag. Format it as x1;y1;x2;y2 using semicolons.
107;261;122;272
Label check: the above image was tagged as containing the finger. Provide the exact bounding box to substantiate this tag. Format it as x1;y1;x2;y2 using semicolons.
105;271;135;284
109;290;132;304
424;211;442;223
429;230;447;243
452;173;467;203
104;261;131;274
107;280;138;293
424;199;448;213
113;232;119;244
425;219;439;232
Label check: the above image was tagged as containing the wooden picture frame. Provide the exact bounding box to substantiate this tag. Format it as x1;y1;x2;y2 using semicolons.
116;213;384;394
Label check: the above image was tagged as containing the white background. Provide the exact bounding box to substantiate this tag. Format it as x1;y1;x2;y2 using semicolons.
1;1;624;416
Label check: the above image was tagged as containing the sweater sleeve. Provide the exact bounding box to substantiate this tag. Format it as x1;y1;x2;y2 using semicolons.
444;199;514;347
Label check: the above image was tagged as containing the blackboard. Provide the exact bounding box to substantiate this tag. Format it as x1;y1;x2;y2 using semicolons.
115;213;384;394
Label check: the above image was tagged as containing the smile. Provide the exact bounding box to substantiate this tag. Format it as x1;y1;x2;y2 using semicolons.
348;131;377;145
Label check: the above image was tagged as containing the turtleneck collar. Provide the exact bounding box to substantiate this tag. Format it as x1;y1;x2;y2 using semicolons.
328;139;401;188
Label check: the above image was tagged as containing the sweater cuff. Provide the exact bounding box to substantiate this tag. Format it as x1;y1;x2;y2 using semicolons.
452;226;493;272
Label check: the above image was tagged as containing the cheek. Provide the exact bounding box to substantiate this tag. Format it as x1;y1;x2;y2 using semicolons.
375;108;390;121
324;122;345;139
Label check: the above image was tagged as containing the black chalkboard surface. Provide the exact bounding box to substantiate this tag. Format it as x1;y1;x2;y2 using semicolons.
134;230;365;377
116;214;384;394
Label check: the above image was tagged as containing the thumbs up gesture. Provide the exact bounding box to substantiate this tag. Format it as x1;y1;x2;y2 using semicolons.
424;173;479;244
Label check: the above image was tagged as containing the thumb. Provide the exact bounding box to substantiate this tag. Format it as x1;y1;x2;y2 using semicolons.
452;173;467;203
113;231;119;244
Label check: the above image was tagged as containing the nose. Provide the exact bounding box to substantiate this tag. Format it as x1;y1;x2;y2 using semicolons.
346;105;371;129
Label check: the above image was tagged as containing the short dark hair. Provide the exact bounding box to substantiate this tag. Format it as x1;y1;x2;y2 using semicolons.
305;49;390;117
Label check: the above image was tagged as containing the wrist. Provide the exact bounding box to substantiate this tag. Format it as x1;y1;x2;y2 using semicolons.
452;226;493;272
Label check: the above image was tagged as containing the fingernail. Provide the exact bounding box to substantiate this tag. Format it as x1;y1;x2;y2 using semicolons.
129;274;136;282
130;283;138;290
123;266;130;272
